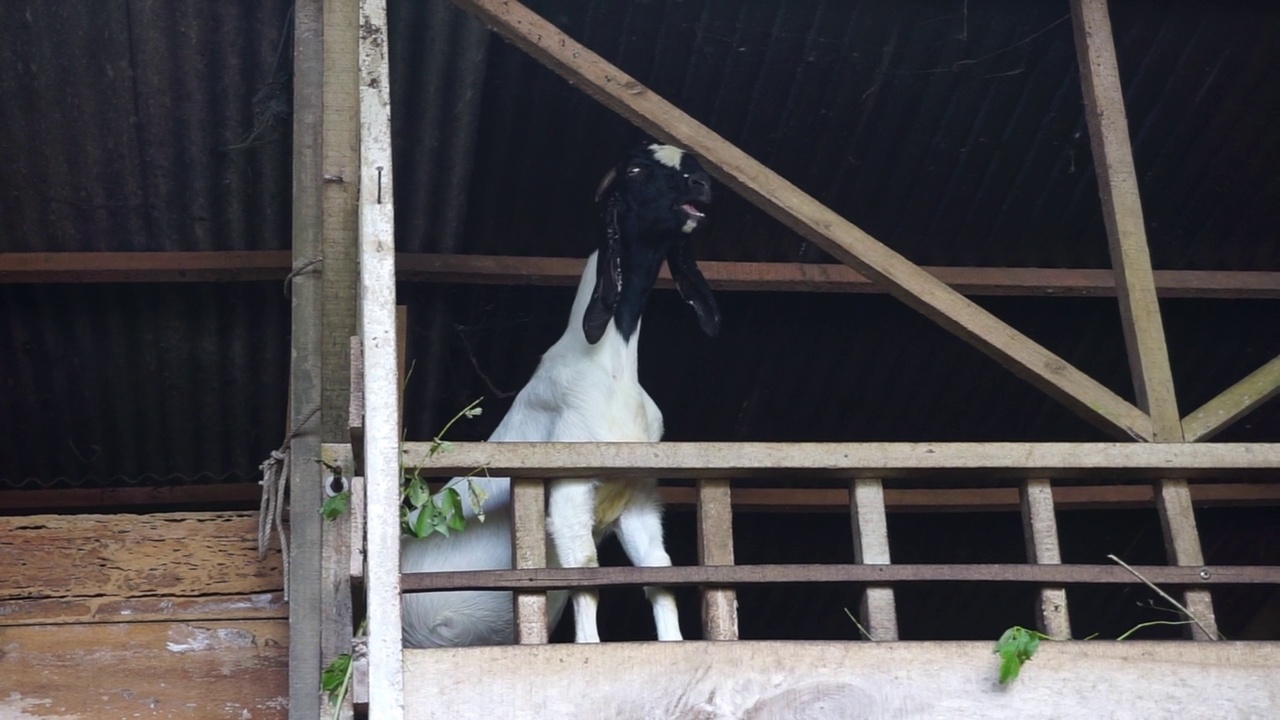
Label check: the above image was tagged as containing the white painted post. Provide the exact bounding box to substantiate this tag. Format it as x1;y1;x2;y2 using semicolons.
359;0;404;715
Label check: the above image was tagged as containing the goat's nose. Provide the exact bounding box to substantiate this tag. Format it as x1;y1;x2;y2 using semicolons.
688;172;711;202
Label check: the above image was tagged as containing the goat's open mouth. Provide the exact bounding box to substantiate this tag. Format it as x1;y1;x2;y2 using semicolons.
678;203;706;220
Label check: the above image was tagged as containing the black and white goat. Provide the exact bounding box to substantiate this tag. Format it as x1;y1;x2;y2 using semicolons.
401;143;720;646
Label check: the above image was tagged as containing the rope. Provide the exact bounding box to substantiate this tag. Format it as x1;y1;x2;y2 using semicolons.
258;403;320;600
283;256;324;297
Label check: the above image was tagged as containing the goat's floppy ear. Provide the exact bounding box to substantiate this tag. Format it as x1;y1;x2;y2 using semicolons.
583;198;624;344
667;240;720;337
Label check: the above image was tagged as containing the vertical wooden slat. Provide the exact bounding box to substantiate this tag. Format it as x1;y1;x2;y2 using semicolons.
358;0;405;713
320;0;360;443
289;0;325;716
849;478;898;641
321;444;356;720
696;478;738;640
1070;0;1217;640
512;478;549;644
1020;479;1072;639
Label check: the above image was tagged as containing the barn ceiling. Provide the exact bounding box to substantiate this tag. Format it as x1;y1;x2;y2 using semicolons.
2;0;1277;485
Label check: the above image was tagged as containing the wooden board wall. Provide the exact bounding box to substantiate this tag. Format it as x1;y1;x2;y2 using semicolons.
0;512;289;718
405;641;1280;719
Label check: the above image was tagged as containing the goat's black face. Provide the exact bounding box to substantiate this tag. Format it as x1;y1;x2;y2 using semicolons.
584;143;721;344
596;143;713;239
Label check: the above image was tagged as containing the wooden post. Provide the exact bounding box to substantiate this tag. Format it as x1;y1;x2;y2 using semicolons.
849;479;898;641
697;479;739;640
512;478;549;644
288;0;325;717
1070;0;1217;639
320;0;360;442
358;0;406;713
1020;479;1071;639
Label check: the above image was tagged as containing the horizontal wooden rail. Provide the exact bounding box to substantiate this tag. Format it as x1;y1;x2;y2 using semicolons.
3;251;1278;298
6;480;1278;516
396;442;1280;480
401;563;1280;593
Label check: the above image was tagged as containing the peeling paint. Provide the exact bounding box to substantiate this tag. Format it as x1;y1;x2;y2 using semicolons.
164;625;256;653
1;692;80;720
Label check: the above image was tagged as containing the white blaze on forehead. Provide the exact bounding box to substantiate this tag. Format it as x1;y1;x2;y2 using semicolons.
648;144;686;169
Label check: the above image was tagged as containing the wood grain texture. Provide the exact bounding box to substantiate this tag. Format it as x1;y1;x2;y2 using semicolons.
0;620;288;719
447;0;1153;441
696;479;738;640
0;513;282;601
401;563;1280;593
395;441;1280;480
320;0;361;444
403;641;1280;719
0;592;286;628
1020;479;1071;639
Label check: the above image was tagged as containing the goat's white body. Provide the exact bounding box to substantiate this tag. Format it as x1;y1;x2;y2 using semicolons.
401;251;680;647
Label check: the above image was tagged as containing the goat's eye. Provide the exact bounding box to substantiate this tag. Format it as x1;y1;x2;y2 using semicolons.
626;165;644;176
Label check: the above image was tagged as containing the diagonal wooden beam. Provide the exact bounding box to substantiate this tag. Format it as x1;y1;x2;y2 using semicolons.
1183;354;1280;442
447;0;1152;441
1070;0;1216;639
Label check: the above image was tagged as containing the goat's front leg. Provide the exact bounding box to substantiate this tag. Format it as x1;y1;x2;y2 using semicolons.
546;478;601;643
616;490;683;641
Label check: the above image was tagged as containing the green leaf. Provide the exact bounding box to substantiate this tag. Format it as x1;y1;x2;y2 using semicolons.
993;626;1044;685
443;488;467;532
413;505;432;539
320;492;350;521
406;478;429;509
321;653;351;695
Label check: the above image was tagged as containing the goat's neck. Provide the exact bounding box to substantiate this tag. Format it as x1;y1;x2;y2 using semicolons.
557;249;654;376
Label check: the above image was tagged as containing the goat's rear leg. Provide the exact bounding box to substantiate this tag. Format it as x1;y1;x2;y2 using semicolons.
616;492;683;641
547;479;601;643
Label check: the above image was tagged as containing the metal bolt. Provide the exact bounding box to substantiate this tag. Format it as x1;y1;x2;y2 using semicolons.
1198;568;1211;580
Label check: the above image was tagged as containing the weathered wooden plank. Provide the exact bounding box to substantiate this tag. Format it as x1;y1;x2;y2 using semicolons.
1071;0;1181;438
320;0;361;444
849;479;898;641
397;254;1280;299
0;592;286;627
1020;479;1072;639
395;441;1280;480
1183;354;1280;442
5;251;1279;298
8;480;1278;516
401;563;1280;593
0;512;282;601
0;620;288;719
1070;0;1218;640
320;443;356;711
403;641;1280;719
696;478;738;640
447;0;1153;441
661;483;1280;513
290;0;327;715
358;0;404;711
512;478;549;644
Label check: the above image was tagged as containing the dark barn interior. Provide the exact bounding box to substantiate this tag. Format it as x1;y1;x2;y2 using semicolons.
3;0;1278;668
